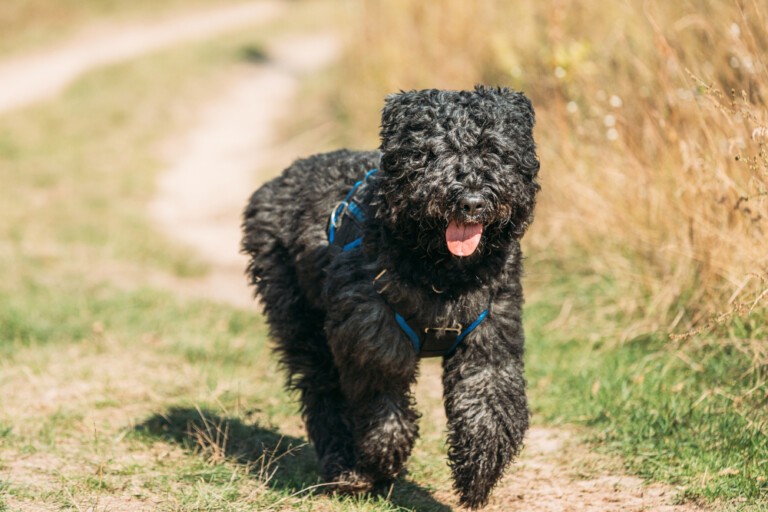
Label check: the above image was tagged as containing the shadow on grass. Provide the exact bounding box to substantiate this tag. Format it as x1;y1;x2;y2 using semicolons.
134;406;451;511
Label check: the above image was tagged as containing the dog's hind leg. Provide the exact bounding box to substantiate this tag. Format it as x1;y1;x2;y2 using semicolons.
442;312;529;509
269;317;368;492
289;344;368;492
248;246;362;490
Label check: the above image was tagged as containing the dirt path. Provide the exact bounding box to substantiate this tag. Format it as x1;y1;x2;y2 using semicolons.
149;33;707;511
149;32;340;308
416;362;705;512
0;1;285;114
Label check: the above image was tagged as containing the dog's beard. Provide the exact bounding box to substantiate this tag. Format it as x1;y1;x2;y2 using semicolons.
375;172;534;265
387;211;498;263
380;196;501;258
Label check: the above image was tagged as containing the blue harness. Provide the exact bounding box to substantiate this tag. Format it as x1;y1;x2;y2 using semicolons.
328;168;378;252
327;168;489;358
394;308;489;358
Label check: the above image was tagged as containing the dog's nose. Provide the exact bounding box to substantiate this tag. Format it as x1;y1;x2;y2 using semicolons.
459;194;487;217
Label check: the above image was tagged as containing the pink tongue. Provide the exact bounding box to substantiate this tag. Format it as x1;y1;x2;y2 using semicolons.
446;221;483;257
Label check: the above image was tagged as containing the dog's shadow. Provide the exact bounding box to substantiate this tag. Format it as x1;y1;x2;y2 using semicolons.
133;406;452;511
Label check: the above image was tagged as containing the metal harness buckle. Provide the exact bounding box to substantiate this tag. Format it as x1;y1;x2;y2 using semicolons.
424;324;463;335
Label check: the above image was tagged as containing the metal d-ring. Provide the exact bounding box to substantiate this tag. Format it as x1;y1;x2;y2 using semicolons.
431;284;446;294
330;200;349;228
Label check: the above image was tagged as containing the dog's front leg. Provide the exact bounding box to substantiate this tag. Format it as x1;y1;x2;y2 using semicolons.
343;379;420;484
326;297;420;487
442;320;529;509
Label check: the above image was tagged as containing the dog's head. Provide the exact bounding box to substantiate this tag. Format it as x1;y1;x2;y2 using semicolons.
375;85;539;262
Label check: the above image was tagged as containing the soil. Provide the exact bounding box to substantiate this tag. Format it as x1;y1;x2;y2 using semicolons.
149;32;340;309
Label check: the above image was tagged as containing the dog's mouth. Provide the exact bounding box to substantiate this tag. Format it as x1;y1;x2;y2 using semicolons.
445;221;483;257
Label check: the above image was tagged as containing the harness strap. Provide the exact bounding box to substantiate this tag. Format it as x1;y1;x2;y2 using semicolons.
342;238;363;251
395;313;421;348
328;168;377;248
456;309;489;344
395;308;490;357
327;168;489;357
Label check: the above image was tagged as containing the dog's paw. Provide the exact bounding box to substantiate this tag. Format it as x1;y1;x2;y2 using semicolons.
455;476;496;510
324;469;375;495
355;409;419;481
459;492;490;510
452;465;495;509
357;438;412;482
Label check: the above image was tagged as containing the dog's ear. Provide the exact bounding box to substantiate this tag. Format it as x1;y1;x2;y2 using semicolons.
379;89;439;156
475;85;539;179
381;89;437;126
475;85;536;130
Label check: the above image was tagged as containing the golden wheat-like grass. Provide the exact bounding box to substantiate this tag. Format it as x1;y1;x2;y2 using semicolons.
336;0;768;351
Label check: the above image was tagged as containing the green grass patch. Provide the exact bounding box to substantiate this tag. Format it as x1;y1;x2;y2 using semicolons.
524;261;768;509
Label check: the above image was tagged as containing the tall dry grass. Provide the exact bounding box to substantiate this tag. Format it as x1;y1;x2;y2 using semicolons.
336;0;768;346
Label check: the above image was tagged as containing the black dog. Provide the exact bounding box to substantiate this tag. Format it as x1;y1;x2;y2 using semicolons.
242;86;539;508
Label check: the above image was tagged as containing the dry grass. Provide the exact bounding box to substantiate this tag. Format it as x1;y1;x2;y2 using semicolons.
334;0;768;351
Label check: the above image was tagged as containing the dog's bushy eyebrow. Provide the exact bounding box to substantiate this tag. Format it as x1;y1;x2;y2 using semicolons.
381;87;535;136
380;87;537;176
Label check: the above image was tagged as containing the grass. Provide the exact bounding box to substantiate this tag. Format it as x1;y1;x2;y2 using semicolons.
0;2;296;510
521;256;768;508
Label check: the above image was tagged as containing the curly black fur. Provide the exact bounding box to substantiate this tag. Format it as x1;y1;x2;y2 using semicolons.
242;85;539;509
